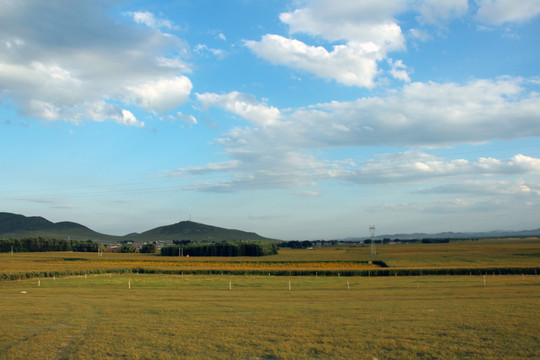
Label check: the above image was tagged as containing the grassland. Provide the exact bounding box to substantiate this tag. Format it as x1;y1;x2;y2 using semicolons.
1;238;539;359
1;274;539;359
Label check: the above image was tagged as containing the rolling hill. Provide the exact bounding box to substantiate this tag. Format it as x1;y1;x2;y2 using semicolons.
0;212;275;244
0;212;122;243
127;220;275;242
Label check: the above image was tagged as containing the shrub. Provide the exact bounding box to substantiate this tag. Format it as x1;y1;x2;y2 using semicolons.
140;243;157;253
118;244;137;253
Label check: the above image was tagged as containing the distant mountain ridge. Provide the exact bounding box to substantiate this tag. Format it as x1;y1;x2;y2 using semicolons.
0;212;274;243
343;228;540;242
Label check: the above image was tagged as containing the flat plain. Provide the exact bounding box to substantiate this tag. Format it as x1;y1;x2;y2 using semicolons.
1;238;539;359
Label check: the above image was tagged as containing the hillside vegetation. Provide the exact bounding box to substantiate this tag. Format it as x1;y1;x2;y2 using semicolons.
0;212;121;243
128;220;275;242
0;213;274;244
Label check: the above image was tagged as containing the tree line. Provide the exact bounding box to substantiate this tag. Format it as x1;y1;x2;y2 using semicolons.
0;238;102;253
161;241;278;257
278;240;314;249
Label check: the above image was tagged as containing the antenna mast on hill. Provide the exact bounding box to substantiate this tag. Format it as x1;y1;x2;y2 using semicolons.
369;225;376;256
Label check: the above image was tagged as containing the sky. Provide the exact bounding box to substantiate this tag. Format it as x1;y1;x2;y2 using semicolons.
1;0;540;240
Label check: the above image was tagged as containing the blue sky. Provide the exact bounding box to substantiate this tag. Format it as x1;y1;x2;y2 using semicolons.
1;0;540;240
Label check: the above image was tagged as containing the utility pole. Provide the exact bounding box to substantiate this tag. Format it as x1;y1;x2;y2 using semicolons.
369;225;376;256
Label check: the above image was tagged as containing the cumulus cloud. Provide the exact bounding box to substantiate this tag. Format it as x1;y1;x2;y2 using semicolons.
279;0;406;46
186;77;540;191
196;91;281;126
245;35;381;88
127;76;192;113
0;1;191;125
245;0;536;88
387;58;410;82
476;0;540;24
225;77;539;151
245;0;405;88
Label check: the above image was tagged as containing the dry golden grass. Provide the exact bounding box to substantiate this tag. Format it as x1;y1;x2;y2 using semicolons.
1;238;538;358
0;274;539;359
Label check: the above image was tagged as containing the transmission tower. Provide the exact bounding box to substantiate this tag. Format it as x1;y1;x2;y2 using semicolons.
369;225;376;256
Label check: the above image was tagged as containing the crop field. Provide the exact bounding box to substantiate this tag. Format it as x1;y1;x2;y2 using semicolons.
1;238;539;359
2;238;540;280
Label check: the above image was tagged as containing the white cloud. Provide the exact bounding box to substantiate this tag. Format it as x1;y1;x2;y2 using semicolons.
476;0;540;24
156;57;191;72
348;152;540;184
409;28;433;42
196;91;281;126
0;2;191;125
118;110;143;127
279;77;539;148
169;139;344;192
83;101;144;127
127;76;192;113
245;0;405;88
187;77;540;191
172;161;240;177
194;44;227;60
127;11;175;29
387;59;410;82
418;179;540;196
244;0;536;89
416;0;469;24
245;35;381;88
279;0;406;47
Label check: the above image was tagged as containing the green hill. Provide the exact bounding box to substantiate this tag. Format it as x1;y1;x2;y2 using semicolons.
129;220;275;242
0;213;276;244
0;212;121;243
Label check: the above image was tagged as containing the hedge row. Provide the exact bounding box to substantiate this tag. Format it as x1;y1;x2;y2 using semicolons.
131;267;540;277
0;268;134;281
3;266;538;281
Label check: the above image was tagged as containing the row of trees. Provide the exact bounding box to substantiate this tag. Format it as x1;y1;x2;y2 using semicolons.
115;243;157;253
161;241;278;257
0;238;102;253
279;240;314;249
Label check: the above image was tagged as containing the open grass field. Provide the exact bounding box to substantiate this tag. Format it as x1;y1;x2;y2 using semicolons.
1;274;539;359
1;238;539;359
